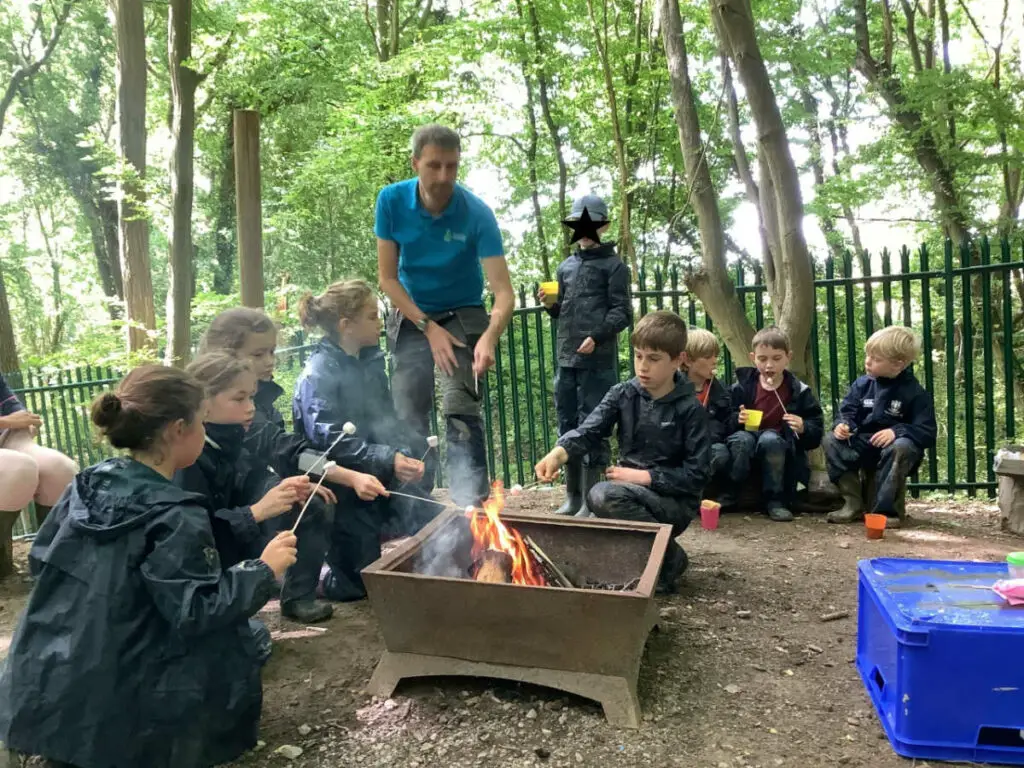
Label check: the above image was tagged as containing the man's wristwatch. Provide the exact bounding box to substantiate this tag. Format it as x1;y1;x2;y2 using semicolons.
414;317;430;333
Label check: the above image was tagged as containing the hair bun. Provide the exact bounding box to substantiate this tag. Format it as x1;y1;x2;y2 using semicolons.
94;392;122;426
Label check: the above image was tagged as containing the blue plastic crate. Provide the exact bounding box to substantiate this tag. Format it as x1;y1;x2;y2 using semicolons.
858;558;1024;765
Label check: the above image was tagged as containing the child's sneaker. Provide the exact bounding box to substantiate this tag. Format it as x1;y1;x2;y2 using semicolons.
767;505;794;522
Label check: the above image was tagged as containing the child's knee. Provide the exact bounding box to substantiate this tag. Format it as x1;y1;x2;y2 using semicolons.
756;431;787;455
586;480;619;517
884;438;920;466
0;451;40;511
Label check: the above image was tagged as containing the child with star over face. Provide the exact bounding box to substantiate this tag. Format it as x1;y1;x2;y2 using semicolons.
537;194;632;518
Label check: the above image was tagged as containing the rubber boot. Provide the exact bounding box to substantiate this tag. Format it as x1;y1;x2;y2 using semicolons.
827;472;863;524
554;460;583;516
575;465;605;518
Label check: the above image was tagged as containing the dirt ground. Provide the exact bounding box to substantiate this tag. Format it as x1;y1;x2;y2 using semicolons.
0;493;1017;768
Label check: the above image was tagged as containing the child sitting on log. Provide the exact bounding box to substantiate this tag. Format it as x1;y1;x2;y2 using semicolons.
0;365;296;768
535;310;710;594
725;326;824;521
824;326;935;527
293;280;437;602
176;352;345;626
681;328;734;502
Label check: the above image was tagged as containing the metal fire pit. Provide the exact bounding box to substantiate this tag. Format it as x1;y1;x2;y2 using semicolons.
362;508;670;728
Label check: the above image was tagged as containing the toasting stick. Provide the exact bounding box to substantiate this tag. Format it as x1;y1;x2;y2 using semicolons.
291;461;337;533
304;421;356;478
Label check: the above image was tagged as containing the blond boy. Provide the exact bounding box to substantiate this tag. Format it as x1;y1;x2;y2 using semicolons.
824;326;936;526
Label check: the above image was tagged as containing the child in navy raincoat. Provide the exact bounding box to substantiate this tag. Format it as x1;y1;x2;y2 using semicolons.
824;326;935;527
293;280;437;602
535;311;710;594
0;365;297;768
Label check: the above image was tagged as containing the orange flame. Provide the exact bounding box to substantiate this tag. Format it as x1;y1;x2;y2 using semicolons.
467;481;546;586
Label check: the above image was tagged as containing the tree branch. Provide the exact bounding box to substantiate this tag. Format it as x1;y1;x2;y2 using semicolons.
0;0;75;137
898;0;923;72
364;0;382;59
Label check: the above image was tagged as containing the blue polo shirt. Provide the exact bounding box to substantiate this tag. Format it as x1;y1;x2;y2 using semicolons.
374;179;504;313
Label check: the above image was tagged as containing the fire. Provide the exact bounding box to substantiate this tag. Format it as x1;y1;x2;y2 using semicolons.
466;482;546;587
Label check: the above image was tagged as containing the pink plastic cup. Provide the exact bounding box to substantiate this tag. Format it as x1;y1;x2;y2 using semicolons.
700;500;721;530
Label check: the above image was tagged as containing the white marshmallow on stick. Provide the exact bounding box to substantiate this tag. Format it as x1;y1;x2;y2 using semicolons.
291;461;336;532
427;435;439;448
305;422;357;478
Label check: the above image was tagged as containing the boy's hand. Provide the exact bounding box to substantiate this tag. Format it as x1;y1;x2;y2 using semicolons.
535;447;568;483
576;337;596;355
394;454;425;484
354;472;388;501
834;423;852;440
737;405;748;425
870;428;896;448
606;466;651;486
783;414;805;434
260;532;298;579
537;287;557;307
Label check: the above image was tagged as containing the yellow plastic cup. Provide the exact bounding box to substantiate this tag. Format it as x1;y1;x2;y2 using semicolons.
540;281;559;297
744;409;763;431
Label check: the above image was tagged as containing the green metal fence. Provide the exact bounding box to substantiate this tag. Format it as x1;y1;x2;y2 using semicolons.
4;236;1022;534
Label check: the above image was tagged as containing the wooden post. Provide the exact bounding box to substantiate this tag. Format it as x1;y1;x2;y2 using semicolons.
234;109;263;308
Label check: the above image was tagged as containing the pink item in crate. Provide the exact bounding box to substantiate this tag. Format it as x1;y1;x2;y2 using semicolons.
992;578;1024;605
699;500;720;530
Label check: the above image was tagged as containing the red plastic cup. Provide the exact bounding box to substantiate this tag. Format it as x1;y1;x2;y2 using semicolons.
865;513;887;540
700;500;721;530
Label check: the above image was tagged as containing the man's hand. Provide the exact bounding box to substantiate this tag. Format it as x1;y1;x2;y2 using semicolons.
473;331;497;379
834;423;852;440
783;414;805;435
576;337;596;355
424;321;466;377
0;411;42;431
870;428;896;448
535;446;568;483
737;405;749;425
394;454;425;484
606;466;651;486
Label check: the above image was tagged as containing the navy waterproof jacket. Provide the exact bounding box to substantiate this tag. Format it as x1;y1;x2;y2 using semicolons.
544;242;631;370
247;378;318;479
175;423;279;568
558;373;710;503
834;367;937;449
0;373;24;417
293;338;417;482
699;376;733;445
0;458;276;768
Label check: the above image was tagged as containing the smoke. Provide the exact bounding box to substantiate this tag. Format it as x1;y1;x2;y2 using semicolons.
415;513;473;578
445;415;490;507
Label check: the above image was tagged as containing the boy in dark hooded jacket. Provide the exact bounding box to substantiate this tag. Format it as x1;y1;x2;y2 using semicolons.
726;326;824;521
824;326;935;527
536;311;709;594
538;194;631;518
682;328;733;490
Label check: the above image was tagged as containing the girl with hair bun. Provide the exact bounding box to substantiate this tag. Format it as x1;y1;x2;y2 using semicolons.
0;365;297;768
294;280;437;602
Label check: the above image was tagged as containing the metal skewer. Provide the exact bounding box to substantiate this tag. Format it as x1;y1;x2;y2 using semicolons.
291;461;336;532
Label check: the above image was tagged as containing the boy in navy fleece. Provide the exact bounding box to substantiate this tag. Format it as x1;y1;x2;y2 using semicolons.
824;326;936;527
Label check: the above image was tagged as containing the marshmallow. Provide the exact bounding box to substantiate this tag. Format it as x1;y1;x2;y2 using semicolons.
342;422;356;435
323;461;337;471
427;435;439;448
465;505;476;514
510;484;523;495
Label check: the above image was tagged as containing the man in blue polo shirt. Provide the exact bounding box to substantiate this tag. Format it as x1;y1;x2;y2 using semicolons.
376;124;514;506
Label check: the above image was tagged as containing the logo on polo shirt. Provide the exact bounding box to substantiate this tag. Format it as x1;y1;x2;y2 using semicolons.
444;229;467;243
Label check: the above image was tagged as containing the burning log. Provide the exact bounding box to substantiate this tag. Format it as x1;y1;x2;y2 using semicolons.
474;550;513;583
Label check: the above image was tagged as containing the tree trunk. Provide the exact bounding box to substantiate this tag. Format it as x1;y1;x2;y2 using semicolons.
234;109;264;309
661;0;754;361
213;111;236;294
0;267;19;373
114;0;156;353
586;0;634;274
525;0;568;258
711;0;816;375
166;0;196;367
